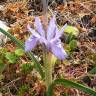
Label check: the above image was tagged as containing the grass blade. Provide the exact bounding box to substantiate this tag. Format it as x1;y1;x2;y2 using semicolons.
47;79;96;96
0;28;44;79
89;66;96;74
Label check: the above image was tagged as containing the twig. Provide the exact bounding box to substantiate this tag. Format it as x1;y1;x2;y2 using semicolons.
3;77;21;88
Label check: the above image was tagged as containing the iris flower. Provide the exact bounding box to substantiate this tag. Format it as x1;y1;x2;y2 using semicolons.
25;16;67;60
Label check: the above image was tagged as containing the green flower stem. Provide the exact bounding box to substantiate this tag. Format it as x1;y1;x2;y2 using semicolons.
43;50;53;90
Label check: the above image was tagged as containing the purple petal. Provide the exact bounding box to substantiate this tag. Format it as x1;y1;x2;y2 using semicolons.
25;35;38;52
35;17;45;37
50;26;61;45
59;23;67;36
27;24;40;38
50;39;67;60
39;37;47;46
47;16;56;41
52;23;67;41
54;26;60;39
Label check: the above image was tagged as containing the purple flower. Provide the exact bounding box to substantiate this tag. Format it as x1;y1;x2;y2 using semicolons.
25;16;67;60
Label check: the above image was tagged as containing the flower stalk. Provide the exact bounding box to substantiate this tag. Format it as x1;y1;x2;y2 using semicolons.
44;51;53;89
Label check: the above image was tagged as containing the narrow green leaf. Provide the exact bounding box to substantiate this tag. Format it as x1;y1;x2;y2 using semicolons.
28;52;44;79
89;67;96;74
47;79;96;96
21;63;33;74
0;28;44;79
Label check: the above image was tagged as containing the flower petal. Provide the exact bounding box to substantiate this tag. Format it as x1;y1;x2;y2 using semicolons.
52;23;67;40
27;24;40;38
39;37;47;46
53;26;60;39
50;39;67;60
35;17;45;37
59;23;67;36
50;26;62;44
25;35;38;52
27;24;47;46
47;16;56;41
